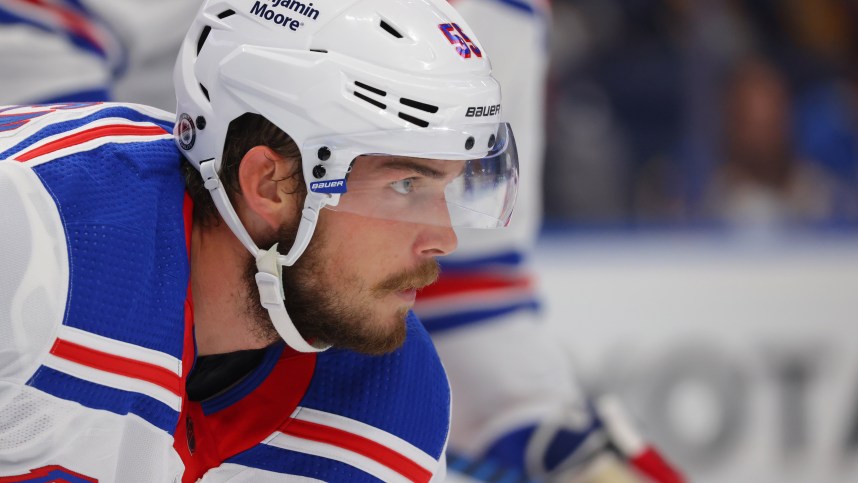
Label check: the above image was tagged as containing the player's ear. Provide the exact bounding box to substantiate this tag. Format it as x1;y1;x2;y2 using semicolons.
236;145;302;231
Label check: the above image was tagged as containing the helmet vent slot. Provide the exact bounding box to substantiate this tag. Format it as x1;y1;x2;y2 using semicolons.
379;19;404;39
197;26;212;55
310;49;328;53
355;81;386;97
354;91;386;110
217;9;235;19
199;83;210;102
398;112;429;128
400;98;438;114
353;81;387;110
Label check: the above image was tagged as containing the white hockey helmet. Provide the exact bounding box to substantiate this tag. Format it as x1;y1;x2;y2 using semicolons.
174;0;519;351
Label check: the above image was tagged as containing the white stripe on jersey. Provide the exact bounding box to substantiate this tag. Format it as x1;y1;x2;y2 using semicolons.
414;286;536;318
198;463;325;482
291;406;439;472
259;406;440;482
57;325;182;378
265;432;409;483
0;103;175;156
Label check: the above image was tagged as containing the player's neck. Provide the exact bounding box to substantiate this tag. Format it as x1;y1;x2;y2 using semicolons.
190;220;272;356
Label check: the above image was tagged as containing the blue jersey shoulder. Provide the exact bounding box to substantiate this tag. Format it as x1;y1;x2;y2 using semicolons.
300;311;451;459
22;102;187;356
16;103;189;433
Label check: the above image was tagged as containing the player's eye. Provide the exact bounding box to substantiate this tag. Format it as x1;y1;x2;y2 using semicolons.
390;178;416;195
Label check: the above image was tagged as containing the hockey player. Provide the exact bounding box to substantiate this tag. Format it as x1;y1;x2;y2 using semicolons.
0;1;684;482
0;0;519;481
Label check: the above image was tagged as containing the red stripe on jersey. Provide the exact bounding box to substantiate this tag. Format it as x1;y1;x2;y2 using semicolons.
417;273;533;299
630;447;686;483
15;124;168;162
50;338;183;397
283;418;433;483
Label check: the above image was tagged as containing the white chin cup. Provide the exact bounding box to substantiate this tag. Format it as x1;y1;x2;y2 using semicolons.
255;244;330;353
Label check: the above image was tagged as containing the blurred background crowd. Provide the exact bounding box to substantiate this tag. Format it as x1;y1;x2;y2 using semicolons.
544;0;858;231
535;3;858;482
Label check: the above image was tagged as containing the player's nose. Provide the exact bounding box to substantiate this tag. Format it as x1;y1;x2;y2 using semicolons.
414;196;458;256
415;223;458;257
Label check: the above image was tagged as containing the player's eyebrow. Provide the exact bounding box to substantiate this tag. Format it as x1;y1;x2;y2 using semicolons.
380;158;447;179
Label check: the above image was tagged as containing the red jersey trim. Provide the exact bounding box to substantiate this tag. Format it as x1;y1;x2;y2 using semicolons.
417;273;533;299
50;338;183;397
282;418;433;483
630;447;686;483
15;124;169;162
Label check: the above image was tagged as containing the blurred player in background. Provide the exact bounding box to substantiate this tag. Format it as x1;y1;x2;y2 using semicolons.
0;0;197;109
0;0;684;481
417;1;685;482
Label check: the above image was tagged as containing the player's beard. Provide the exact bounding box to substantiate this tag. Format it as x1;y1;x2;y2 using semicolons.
244;222;439;355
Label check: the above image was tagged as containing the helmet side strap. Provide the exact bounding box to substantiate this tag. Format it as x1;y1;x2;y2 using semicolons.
199;158;329;352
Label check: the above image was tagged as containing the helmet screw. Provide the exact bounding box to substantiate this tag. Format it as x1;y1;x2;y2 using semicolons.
195;116;206;130
488;134;496;149
312;165;327;179
317;146;331;161
465;136;475;150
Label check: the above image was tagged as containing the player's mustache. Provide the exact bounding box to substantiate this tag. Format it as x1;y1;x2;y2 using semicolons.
374;259;440;294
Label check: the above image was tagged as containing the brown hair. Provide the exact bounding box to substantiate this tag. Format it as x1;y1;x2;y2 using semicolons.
182;113;305;226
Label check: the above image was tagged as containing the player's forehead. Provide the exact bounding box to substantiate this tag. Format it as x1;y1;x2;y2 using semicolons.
351;155;465;180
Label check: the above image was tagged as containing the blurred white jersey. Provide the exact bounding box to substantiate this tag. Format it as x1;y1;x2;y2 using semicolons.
416;1;685;482
0;0;197;110
416;0;576;478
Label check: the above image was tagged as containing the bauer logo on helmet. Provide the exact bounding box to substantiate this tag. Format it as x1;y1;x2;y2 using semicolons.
310;179;347;194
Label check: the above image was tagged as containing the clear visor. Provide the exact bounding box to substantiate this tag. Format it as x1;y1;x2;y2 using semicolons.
323;123;518;228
